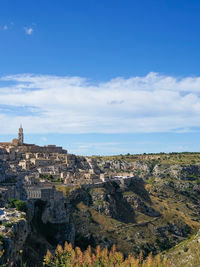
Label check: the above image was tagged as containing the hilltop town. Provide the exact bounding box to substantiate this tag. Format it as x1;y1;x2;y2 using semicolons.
0;126;105;202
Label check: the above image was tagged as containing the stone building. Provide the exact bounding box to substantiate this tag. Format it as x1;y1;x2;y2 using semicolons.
25;185;63;201
0;125;24;147
30;158;53;168
37;165;60;175
19;160;30;170
18;124;24;146
0;125;67;154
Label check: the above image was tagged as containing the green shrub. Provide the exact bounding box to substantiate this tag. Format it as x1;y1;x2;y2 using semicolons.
183;246;189;252
8;199;27;212
2;222;12;228
14;200;26;212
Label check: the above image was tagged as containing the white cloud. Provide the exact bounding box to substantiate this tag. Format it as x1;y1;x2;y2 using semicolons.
3;25;8;30
24;27;33;35
1;72;200;134
41;137;47;142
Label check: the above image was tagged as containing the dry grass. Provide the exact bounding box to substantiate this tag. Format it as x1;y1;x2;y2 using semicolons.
165;231;200;267
56;185;80;196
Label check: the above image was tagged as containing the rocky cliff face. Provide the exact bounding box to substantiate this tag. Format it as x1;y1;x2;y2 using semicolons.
4;219;28;264
41;198;69;224
0;209;29;266
40;197;75;245
0;159;9;182
0;196;75;266
87;155;200;181
67;173;199;257
21;197;75;267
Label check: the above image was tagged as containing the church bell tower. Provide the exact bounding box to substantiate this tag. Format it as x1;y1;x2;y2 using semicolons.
18;124;24;146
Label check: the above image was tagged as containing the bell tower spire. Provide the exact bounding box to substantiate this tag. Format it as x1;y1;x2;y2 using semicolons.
18;124;24;146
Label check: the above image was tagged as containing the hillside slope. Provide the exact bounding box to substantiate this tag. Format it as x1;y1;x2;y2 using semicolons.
60;173;200;258
164;230;200;267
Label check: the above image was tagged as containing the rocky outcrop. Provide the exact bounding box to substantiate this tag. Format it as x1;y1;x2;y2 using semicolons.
40;197;75;245
87;156;200;182
90;183;135;223
28;197;75;245
156;221;191;238
68;174;199;257
0;159;9;182
69;178;160;223
0;208;29;266
124;195;161;217
41;198;69;224
0;197;75;266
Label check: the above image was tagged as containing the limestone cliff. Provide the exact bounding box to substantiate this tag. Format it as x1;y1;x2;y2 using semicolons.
0;197;75;266
66;174;199;257
0;209;28;266
21;197;75;267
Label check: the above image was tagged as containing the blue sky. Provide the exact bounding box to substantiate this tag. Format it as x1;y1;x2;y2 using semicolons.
1;0;200;155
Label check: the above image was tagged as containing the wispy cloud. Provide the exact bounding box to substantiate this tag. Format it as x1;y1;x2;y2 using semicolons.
24;27;33;35
41;137;47;142
1;22;35;34
3;25;8;30
1;22;14;31
0;72;200;134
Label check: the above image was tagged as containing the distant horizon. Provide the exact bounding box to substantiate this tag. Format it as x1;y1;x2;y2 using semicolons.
1;131;200;156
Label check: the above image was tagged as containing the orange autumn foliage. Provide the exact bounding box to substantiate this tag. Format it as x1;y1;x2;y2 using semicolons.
43;242;171;267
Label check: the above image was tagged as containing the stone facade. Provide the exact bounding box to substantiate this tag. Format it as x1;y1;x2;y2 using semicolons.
25;186;61;201
18;124;24;146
